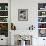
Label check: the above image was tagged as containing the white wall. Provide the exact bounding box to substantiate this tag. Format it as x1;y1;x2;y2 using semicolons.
11;0;46;46
11;0;46;30
11;0;38;30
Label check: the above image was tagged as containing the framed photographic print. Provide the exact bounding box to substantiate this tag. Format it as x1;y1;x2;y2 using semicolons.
18;9;28;21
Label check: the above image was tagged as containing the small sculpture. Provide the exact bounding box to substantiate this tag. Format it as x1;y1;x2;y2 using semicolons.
29;25;35;30
11;23;16;30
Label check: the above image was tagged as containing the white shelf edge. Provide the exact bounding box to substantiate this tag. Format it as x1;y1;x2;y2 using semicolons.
0;16;8;17
38;28;46;29
0;22;8;23
38;22;46;23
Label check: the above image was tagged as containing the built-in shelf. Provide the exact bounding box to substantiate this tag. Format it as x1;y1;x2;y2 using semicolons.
0;3;8;37
38;3;46;37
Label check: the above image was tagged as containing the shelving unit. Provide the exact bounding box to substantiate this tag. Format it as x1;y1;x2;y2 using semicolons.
0;3;8;37
38;3;46;37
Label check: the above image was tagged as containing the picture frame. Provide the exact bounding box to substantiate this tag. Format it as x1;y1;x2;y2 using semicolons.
18;9;28;21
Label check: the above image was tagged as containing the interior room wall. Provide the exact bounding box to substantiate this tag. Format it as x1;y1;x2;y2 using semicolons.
11;0;46;46
11;0;38;30
11;0;46;30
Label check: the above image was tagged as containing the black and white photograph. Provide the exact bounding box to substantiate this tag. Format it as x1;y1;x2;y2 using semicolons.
18;9;28;21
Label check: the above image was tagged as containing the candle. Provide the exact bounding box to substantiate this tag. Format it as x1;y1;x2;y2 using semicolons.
21;40;25;46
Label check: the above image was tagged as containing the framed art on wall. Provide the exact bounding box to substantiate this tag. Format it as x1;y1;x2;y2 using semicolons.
18;9;28;21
